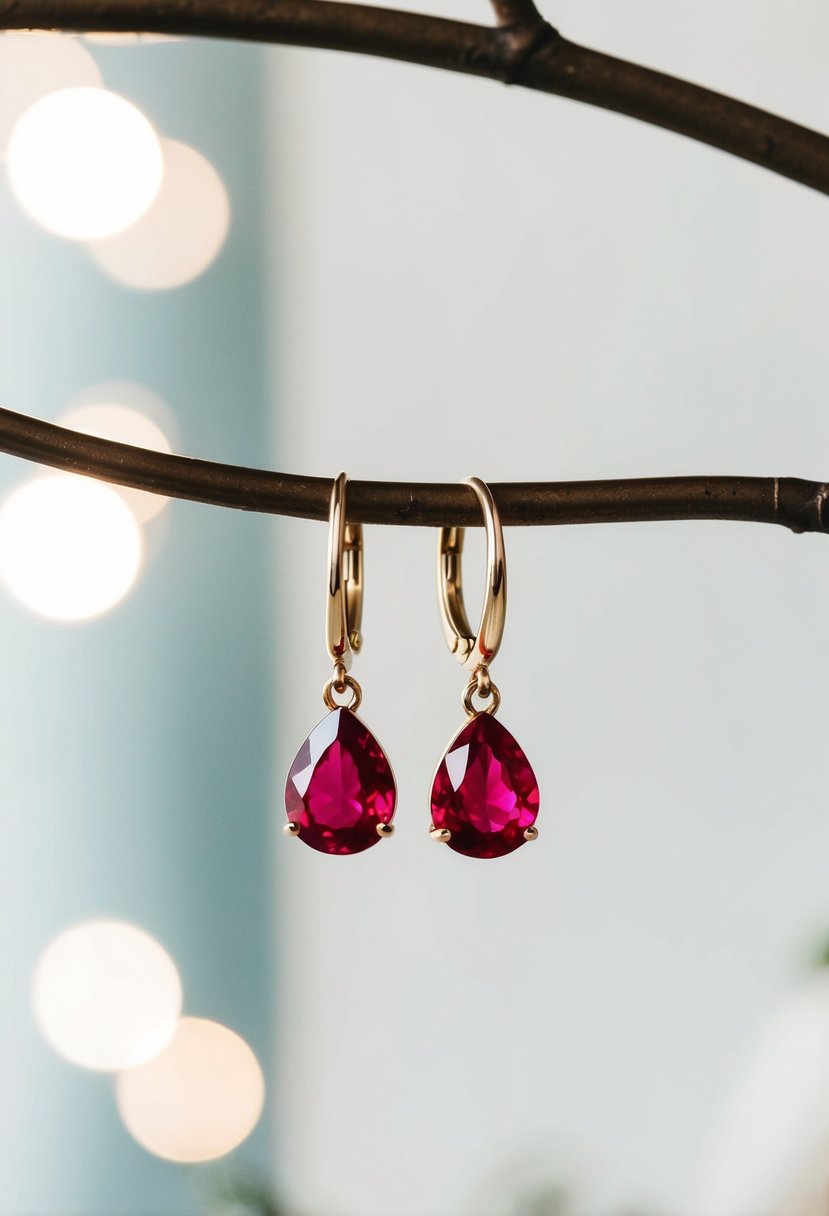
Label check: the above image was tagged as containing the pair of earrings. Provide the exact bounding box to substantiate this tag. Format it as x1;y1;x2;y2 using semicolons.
284;473;540;860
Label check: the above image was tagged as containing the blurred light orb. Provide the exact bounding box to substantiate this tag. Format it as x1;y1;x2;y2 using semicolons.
66;379;177;443
0;34;102;152
33;921;182;1072
7;87;163;239
116;1017;266;1162
58;404;172;522
83;33;180;45
88;138;230;289
0;474;143;620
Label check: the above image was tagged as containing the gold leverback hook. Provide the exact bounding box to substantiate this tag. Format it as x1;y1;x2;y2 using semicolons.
326;471;363;671
437;476;507;671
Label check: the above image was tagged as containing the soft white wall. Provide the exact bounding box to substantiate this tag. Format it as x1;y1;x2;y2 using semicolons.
266;3;829;1212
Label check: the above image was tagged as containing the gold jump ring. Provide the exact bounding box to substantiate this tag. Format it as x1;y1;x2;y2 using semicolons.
461;669;501;717
322;671;363;712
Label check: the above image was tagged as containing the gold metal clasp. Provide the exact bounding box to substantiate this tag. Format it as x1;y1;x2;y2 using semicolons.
326;471;363;670
437;477;506;671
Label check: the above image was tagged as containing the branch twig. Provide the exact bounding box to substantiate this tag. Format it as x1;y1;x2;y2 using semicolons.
488;0;543;29
0;408;824;534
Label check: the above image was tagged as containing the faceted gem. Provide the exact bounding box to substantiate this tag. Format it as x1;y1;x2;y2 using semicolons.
430;713;539;859
285;707;396;855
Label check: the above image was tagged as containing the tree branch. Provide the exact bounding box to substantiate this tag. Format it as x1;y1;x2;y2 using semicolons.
0;407;824;534
0;5;827;536
1;0;828;194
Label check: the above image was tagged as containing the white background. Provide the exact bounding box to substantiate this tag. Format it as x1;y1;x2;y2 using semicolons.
267;3;829;1211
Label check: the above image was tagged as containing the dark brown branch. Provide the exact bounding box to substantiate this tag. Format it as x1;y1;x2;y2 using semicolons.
0;5;827;536
2;0;829;194
0;407;825;534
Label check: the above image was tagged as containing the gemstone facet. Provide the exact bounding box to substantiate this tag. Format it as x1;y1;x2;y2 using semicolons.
430;712;539;859
285;707;396;855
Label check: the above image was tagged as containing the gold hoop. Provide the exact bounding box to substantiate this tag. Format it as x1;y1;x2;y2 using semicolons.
437;477;506;670
326;471;363;671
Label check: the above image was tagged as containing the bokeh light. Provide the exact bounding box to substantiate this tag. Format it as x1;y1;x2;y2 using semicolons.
116;1017;265;1162
7;87;163;240
33;921;182;1072
0;34;102;152
0;474;143;620
66;379;177;442
82;33;180;45
58;403;172;522
87;138;230;290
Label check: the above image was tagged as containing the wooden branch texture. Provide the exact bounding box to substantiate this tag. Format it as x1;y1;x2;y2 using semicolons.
1;0;828;195
0;1;827;534
0;408;825;533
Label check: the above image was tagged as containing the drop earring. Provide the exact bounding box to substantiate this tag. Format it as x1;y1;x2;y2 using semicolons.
284;472;396;854
429;477;539;859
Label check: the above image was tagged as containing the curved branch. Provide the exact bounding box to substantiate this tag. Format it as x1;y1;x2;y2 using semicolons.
2;0;829;194
0;407;825;533
0;5;826;536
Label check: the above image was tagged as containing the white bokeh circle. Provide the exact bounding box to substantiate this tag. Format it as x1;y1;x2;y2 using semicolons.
7;87;163;239
32;921;182;1072
116;1017;266;1162
0;35;102;153
0;474;143;621
87;138;230;289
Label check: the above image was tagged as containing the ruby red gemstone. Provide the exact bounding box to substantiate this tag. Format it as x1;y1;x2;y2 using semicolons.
430;713;539;859
285;707;396;855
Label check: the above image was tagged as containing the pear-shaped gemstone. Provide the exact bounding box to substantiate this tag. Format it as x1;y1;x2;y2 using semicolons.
430;713;539;858
285;708;396;855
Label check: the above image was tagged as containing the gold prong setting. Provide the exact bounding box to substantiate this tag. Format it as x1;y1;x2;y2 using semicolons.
429;824;452;843
376;822;395;839
524;825;538;842
283;821;301;838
